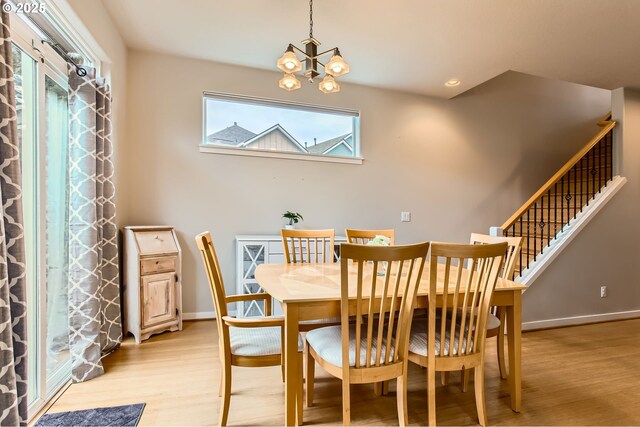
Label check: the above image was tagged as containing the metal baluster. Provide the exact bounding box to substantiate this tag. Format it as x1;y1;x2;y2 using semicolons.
586;149;591;207
604;132;609;186
526;210;531;270
533;202;538;261
519;216;523;274
591;146;596;201
595;140;599;194
540;195;544;255
547;188;551;247
565;170;573;225
580;155;584;208
573;166;582;218
598;138;603;193
553;182;558;239
560;175;564;228
609;131;613;181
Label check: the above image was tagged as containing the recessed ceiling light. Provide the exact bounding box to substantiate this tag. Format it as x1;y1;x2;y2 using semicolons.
445;79;461;87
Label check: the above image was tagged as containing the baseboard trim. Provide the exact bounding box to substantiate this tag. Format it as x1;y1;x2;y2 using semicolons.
522;309;640;331
182;310;235;320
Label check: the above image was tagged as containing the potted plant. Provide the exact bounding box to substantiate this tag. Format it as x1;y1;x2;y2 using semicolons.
282;211;303;229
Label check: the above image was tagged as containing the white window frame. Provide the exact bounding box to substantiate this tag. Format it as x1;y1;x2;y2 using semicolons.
200;91;363;165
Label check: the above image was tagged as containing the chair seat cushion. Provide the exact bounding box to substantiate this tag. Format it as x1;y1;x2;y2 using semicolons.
486;313;500;331
409;320;473;357
436;310;501;330
229;326;303;356
306;325;395;368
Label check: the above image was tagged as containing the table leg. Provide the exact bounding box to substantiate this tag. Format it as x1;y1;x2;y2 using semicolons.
506;291;522;412
284;303;299;426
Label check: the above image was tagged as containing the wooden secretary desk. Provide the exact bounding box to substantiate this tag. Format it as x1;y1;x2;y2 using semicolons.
123;226;183;343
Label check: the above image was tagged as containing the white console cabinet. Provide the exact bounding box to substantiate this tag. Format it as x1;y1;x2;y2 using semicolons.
235;234;346;317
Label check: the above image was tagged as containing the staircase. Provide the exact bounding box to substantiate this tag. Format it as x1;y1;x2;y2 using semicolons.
498;113;621;281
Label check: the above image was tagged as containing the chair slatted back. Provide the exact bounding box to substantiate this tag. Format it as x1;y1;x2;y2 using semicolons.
340;242;429;370
469;233;522;279
195;232;229;341
281;229;335;264
345;229;395;245
428;242;506;360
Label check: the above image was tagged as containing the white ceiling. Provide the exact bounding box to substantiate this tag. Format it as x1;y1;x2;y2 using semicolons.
101;0;640;98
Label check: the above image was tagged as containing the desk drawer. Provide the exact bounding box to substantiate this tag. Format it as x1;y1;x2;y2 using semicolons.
141;256;177;275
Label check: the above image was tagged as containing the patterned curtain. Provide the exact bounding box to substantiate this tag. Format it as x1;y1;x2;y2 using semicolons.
68;67;121;383
0;9;28;426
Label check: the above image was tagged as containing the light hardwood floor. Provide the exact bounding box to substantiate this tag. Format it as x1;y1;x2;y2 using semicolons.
41;319;640;426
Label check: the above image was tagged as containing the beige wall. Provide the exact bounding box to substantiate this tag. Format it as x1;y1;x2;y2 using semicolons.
122;50;610;316
521;88;640;324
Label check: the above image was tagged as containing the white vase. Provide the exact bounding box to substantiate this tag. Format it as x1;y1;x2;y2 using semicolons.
284;224;294;230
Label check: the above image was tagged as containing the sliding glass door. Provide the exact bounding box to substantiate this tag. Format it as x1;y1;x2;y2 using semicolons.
44;73;71;395
11;25;72;417
12;39;40;410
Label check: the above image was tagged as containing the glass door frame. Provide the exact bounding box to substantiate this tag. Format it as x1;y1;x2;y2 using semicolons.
11;14;73;421
40;52;70;404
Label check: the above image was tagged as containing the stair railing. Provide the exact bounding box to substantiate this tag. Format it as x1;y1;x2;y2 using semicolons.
501;112;616;276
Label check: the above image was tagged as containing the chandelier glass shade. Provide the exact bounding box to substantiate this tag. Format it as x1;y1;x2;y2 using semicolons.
277;48;303;73
324;51;350;77
279;73;302;91
276;0;350;93
318;75;340;93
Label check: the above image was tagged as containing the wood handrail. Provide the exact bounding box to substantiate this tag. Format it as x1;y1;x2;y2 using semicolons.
501;117;616;230
597;111;613;126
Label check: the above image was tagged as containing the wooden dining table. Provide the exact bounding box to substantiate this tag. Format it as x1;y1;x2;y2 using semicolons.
255;262;527;426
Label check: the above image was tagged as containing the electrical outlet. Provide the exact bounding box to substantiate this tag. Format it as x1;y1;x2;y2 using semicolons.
600;286;607;298
401;211;411;222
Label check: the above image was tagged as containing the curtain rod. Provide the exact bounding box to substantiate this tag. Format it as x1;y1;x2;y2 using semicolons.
42;39;87;77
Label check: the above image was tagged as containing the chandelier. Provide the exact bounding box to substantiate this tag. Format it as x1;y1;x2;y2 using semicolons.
276;0;350;94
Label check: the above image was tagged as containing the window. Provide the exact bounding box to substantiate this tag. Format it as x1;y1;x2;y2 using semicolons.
201;92;362;164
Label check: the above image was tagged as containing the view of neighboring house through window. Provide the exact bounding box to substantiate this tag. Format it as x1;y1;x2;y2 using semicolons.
203;93;360;159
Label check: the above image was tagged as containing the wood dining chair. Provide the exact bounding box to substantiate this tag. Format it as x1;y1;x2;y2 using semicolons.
281;228;336;264
345;228;395;245
408;242;506;426
305;242;430;426
281;229;341;332
467;233;522;383
345;228;396;396
195;232;304;426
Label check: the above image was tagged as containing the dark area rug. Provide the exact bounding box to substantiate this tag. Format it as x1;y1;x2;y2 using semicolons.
35;403;145;427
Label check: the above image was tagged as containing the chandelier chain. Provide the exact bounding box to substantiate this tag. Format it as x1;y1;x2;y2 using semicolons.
309;0;313;38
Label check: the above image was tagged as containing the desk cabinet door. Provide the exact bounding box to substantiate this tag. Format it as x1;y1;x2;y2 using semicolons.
141;272;177;327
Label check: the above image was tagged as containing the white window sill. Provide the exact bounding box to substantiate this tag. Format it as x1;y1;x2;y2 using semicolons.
199;144;364;165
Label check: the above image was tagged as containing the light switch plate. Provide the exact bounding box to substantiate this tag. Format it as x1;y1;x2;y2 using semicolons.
401;211;411;222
